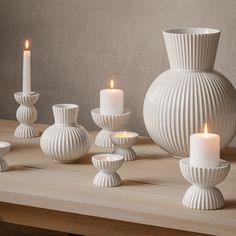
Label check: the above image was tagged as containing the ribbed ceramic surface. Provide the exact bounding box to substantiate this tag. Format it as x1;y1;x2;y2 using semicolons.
182;185;224;210
110;133;138;148
180;158;230;210
92;154;124;187
163;28;220;71
14;92;39;138
112;148;136;161
0;142;10;172
180;158;230;187
16;106;37;124
0;159;9;172
15;124;39;138
144;69;236;157
14;92;39;105
93;172;121;187
40;104;90;163
91;108;131;130
0;141;11;159
95;130;114;148
53;104;78;125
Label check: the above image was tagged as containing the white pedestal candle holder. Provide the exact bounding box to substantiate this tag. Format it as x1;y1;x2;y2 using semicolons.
14;92;39;138
180;158;230;210
92;154;124;187
91;108;131;148
0;142;11;172
110;132;139;161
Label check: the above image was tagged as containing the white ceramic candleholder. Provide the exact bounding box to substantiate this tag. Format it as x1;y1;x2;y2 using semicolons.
14;92;39;138
92;154;124;187
0;142;11;172
91;108;131;148
110;132;139;161
180;158;230;210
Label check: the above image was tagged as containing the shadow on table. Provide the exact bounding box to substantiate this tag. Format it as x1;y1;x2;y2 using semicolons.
224;199;236;209
221;147;236;162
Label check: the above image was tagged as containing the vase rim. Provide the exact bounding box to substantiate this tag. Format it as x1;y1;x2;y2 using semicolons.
53;104;79;109
163;28;220;35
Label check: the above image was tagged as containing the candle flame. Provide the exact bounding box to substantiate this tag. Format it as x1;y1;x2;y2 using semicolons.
123;131;127;137
25;40;29;50
204;123;208;134
110;79;114;89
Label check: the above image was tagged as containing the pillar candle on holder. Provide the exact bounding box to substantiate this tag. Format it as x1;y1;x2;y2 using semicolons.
100;79;124;115
23;40;31;96
190;124;220;168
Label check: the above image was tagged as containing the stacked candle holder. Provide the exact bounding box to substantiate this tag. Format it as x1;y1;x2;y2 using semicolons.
92;154;124;187
91;79;131;148
110;131;139;161
15;40;39;138
91;108;130;148
14;92;39;138
180;124;231;210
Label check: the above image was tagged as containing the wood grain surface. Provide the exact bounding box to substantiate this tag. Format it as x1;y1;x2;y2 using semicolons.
0;119;235;236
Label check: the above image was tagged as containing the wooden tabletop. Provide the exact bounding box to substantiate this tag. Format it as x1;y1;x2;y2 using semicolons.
0;119;235;236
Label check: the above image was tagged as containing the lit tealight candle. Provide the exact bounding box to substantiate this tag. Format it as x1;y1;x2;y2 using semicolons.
100;79;124;115
23;40;31;96
190;124;220;168
114;131;135;138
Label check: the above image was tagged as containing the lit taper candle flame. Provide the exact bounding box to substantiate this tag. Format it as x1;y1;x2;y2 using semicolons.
25;40;29;50
110;79;114;89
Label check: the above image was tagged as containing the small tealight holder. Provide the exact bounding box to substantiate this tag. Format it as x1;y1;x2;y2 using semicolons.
0;142;11;172
14;92;39;138
91;108;131;148
180;158;230;210
110;131;139;161
92;154;124;187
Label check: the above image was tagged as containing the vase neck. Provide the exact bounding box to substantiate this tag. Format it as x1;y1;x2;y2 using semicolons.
163;30;220;71
52;104;79;125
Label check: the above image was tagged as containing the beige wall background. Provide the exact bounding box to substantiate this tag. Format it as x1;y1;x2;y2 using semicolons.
0;0;235;145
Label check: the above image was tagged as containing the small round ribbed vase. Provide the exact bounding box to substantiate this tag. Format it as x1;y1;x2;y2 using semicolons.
91;108;131;148
110;132;139;161
92;154;124;187
0;142;11;172
144;28;236;158
14;92;39;138
40;104;91;163
180;158;230;210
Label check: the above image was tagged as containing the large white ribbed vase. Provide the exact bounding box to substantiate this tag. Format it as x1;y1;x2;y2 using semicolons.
40;104;91;163
144;28;236;157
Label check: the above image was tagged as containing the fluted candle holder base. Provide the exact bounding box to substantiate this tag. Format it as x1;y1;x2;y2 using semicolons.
110;132;139;161
91;108;131;148
0;142;11;172
14;92;39;138
180;158;230;210
92;154;124;187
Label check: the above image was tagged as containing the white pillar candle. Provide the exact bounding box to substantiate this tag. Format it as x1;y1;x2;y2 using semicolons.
23;40;31;96
100;80;124;115
190;124;220;168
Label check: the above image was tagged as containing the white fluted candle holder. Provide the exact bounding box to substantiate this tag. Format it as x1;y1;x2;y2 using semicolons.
91;108;131;148
0;142;11;172
180;158;230;210
110;132;139;161
14;92;39;138
92;154;124;187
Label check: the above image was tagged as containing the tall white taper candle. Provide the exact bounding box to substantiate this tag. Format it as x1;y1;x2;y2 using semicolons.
23;40;31;96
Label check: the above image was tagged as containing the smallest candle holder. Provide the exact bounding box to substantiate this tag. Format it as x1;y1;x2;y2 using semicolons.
0;142;11;172
110;132;139;161
91;108;131;148
180;158;230;210
14;92;39;138
92;154;124;187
